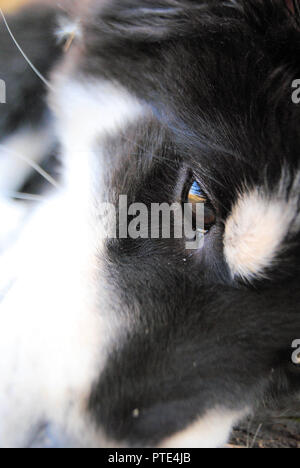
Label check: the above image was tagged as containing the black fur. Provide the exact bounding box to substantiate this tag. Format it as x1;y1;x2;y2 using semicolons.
0;6;63;195
80;0;300;445
1;0;300;447
0;6;61;137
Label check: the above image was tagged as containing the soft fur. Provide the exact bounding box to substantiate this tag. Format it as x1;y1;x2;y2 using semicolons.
0;0;299;448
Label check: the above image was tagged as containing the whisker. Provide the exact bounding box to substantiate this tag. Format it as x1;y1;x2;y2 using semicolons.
0;144;60;189
121;133;182;169
250;423;263;449
0;7;54;91
5;192;47;202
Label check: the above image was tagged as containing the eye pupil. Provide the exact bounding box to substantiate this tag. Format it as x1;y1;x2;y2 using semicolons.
187;180;216;232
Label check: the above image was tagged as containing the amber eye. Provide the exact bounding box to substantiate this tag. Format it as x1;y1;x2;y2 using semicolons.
187;181;216;232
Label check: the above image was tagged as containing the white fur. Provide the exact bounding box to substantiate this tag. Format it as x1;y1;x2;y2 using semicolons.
0;198;27;252
55;16;82;43
0;188;108;446
160;408;247;448
0;79;146;447
224;188;297;281
49;76;146;145
0;125;54;194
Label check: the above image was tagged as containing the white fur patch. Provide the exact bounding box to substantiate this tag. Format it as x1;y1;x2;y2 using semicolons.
224;188;297;281
0;179;113;445
55;16;82;43
50;77;146;146
0;125;54;195
0;79;146;447
0;198;27;253
160;408;247;448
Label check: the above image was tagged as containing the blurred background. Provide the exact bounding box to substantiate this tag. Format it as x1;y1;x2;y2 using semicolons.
0;0;31;12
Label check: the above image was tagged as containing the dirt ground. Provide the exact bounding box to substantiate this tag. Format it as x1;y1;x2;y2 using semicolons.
231;399;300;448
231;418;300;449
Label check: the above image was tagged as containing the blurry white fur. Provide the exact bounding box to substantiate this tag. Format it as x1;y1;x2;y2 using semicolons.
0;77;146;447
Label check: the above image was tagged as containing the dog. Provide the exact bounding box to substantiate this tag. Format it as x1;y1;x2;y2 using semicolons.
0;0;299;448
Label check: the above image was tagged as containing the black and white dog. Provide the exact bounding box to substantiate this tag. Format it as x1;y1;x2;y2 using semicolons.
0;0;300;448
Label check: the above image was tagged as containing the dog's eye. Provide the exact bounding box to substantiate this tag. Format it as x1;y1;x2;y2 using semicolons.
186;181;216;232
